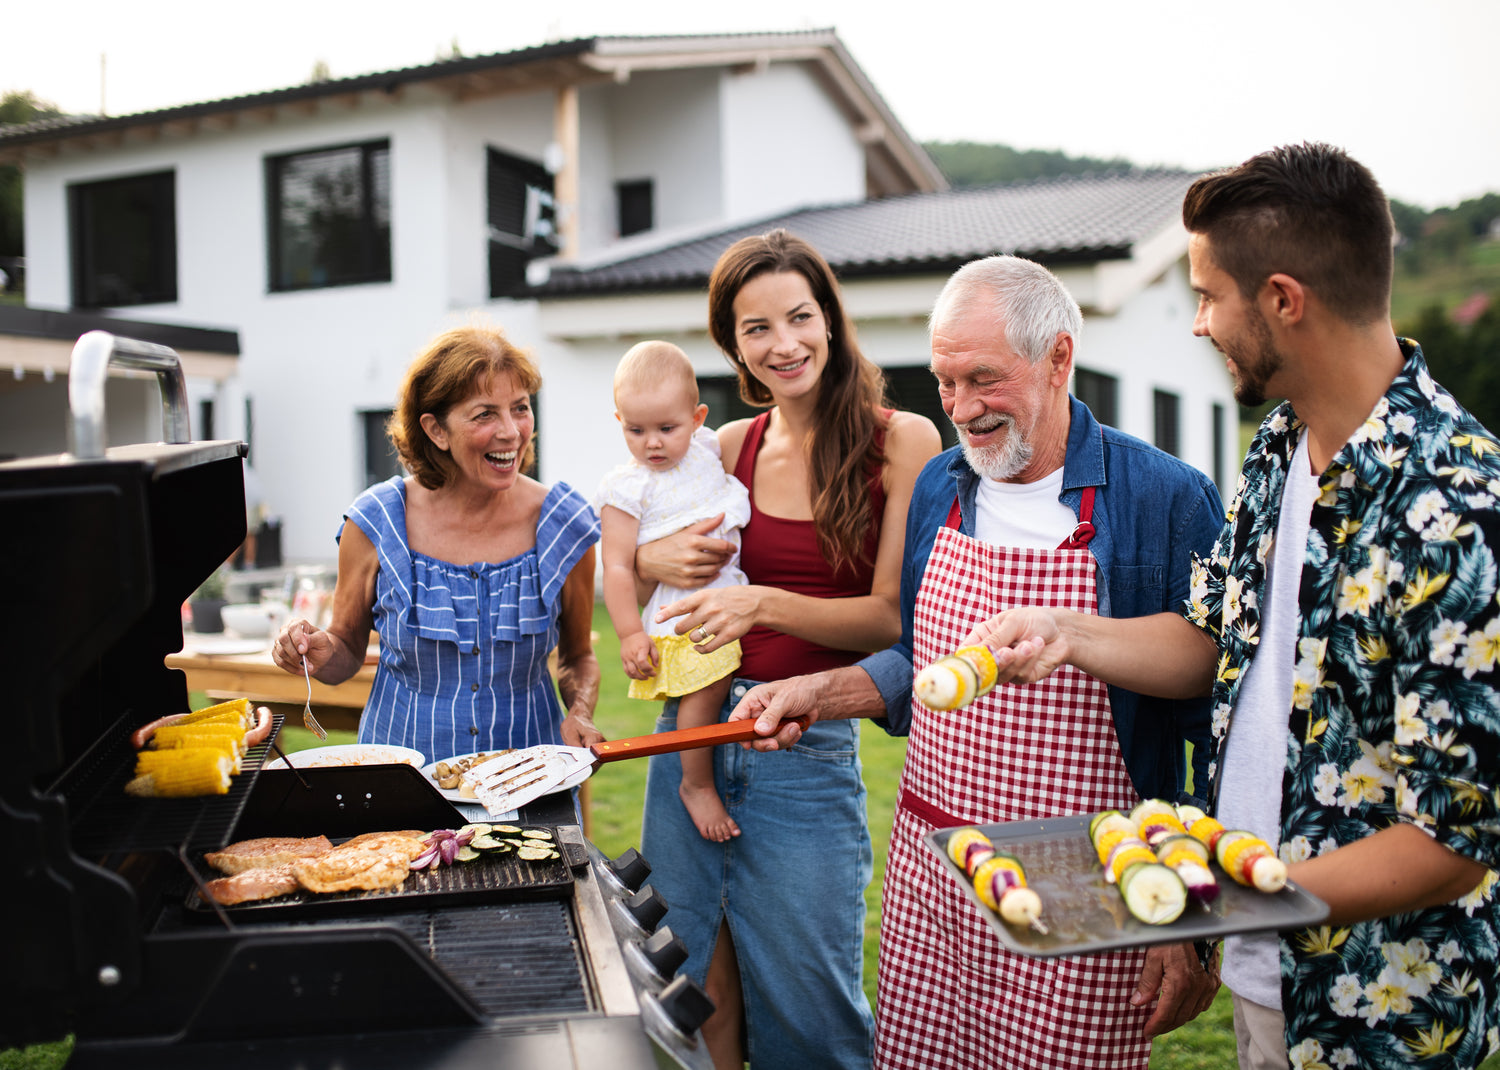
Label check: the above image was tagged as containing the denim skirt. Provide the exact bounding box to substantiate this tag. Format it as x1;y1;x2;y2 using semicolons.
640;677;875;1070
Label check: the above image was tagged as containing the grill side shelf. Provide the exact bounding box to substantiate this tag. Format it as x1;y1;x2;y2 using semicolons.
60;711;286;855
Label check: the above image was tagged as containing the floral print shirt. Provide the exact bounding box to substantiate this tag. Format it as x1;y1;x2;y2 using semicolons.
1184;341;1500;1070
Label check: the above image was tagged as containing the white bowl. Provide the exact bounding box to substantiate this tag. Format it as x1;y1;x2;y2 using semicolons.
263;744;426;771
221;602;282;638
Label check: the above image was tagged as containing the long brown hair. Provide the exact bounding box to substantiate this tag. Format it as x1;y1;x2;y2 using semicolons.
707;229;889;573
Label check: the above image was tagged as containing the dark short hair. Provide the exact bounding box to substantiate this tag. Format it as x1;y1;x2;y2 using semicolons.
389;325;541;489
1181;142;1393;325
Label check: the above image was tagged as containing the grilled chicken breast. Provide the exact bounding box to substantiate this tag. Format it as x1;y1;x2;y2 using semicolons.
293;843;414;894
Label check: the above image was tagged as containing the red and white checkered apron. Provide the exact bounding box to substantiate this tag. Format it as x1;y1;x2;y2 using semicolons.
874;494;1150;1070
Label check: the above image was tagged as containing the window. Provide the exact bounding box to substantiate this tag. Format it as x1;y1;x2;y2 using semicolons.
487;147;557;297
1074;368;1119;428
362;410;402;489
69;170;177;307
616;179;654;237
1154;389;1181;457
268;140;390;291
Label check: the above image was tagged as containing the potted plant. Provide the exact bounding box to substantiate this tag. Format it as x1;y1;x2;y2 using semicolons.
190;568;229;634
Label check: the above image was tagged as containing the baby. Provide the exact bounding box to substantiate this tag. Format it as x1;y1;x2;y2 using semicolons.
594;341;752;841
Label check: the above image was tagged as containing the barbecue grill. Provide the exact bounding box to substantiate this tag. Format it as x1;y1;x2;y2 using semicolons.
0;332;715;1068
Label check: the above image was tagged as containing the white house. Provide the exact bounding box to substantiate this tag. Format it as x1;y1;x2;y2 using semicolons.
533;169;1238;509
0;29;1232;566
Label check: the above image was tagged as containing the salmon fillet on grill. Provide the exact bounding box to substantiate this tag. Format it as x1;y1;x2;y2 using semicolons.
201;863;301;905
204;835;333;875
293;843;414;894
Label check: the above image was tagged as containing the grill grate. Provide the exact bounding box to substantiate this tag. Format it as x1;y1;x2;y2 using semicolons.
60;711;286;855
187;829;573;918
254;900;592;1019
394;901;592;1016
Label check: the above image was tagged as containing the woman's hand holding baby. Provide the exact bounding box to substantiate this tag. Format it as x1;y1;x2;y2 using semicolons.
635;515;736;590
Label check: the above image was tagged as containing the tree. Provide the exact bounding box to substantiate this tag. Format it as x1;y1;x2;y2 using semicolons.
922;140;1135;188
1400;297;1500;434
0;90;64;259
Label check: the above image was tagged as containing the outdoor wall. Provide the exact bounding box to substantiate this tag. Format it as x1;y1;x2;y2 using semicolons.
720;62;865;221
603;69;724;237
1069;260;1234;494
19;98;472;561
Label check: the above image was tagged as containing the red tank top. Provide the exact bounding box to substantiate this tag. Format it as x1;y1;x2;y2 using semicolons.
732;410;886;680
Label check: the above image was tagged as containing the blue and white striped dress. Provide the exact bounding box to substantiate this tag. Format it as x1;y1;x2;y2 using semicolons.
341;476;600;762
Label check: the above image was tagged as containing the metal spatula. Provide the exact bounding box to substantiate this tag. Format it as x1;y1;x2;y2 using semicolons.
464;716;810;816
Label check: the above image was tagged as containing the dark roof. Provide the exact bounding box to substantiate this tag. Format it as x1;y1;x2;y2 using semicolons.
532;170;1202;296
0;306;239;355
0;38;599;148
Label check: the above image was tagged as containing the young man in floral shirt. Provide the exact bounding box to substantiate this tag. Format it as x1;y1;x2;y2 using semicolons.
962;143;1500;1070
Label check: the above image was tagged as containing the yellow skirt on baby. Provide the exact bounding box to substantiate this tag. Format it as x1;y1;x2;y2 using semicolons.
628;634;742;701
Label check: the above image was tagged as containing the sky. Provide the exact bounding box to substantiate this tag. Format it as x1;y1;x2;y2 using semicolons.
4;0;1497;210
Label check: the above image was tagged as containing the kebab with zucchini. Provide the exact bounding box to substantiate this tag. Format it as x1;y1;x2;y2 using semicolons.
946;826;1046;931
1088;808;1188;924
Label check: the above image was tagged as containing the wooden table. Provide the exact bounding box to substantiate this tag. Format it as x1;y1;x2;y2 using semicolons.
165;641;376;733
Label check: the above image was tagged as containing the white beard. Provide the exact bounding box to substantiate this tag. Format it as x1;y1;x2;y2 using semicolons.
956;416;1033;481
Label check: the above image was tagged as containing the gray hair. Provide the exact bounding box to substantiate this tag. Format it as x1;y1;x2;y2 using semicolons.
929;256;1083;363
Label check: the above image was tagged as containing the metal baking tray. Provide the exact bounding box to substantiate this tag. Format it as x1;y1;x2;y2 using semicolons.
924;814;1329;958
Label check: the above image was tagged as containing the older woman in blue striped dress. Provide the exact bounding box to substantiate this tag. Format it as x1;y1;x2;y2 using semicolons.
272;325;603;761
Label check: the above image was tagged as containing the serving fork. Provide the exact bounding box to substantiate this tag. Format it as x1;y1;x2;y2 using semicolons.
301;657;327;740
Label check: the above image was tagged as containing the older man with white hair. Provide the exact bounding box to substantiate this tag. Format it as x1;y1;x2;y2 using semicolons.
733;255;1224;1068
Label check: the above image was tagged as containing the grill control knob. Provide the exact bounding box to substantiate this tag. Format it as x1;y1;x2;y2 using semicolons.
657;973;716;1036
619;884;668;933
605;847;652;892
641;926;689;980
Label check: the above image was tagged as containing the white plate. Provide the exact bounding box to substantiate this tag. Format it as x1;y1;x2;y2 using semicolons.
420;748;592;802
263;743;426;771
419;750;516;802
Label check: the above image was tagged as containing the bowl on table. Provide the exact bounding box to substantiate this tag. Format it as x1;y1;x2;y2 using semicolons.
221;602;283;638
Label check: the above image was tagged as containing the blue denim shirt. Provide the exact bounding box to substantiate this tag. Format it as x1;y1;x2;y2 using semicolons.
859;397;1224;802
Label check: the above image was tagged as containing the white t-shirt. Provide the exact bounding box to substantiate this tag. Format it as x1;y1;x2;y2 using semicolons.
973;467;1076;548
1218;433;1319;1010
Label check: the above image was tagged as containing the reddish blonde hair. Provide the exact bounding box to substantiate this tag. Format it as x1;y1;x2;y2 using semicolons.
389;325;541;489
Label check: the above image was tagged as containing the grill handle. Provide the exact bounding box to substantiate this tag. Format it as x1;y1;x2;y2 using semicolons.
67;330;191;459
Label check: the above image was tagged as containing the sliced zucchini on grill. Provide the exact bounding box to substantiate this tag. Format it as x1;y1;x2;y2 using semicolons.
455;846;480;863
517;845;559;861
461;823;493;837
493;825;523;835
469;834;502;851
521;828;553;841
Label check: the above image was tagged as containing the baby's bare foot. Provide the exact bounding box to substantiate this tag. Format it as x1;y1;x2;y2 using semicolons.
680;780;740;842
